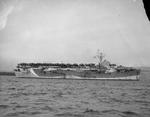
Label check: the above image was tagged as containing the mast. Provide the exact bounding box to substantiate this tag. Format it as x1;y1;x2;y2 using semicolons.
94;49;105;70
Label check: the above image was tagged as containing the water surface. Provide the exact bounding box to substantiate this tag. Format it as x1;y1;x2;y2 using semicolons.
0;71;150;117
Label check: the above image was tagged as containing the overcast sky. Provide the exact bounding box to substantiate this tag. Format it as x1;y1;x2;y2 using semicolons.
0;0;150;71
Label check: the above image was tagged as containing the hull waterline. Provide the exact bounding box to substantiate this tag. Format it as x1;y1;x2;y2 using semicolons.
15;68;140;80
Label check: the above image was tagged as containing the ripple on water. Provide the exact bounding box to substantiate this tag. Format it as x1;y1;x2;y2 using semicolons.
0;105;9;109
55;112;84;117
5;111;43;117
54;109;142;117
122;111;140;117
40;105;56;112
14;104;28;108
1;75;150;117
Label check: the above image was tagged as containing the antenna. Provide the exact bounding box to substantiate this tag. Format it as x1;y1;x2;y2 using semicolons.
94;49;105;69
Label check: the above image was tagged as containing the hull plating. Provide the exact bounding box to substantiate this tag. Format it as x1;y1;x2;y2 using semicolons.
15;68;140;80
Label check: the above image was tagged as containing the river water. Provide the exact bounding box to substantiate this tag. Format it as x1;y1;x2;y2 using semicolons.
0;71;150;117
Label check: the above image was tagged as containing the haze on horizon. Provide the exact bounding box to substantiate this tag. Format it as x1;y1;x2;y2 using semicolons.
0;0;150;71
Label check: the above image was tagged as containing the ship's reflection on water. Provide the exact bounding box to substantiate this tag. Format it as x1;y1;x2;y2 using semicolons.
0;71;150;117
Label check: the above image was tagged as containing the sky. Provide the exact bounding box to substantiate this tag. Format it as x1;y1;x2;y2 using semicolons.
0;0;150;71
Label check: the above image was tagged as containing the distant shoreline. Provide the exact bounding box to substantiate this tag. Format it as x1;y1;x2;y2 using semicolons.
0;72;15;76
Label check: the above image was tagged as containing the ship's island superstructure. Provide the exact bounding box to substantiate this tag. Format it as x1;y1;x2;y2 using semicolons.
14;51;140;80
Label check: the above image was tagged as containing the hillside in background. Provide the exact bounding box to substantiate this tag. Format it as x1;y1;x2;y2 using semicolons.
0;72;15;76
138;67;150;72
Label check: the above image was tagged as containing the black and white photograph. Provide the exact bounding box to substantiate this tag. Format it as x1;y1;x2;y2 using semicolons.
0;0;150;117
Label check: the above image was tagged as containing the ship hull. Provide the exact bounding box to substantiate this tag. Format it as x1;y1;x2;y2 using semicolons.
15;68;140;80
15;68;65;79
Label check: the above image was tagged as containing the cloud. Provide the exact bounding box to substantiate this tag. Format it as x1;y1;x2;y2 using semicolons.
0;0;150;71
0;5;14;30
